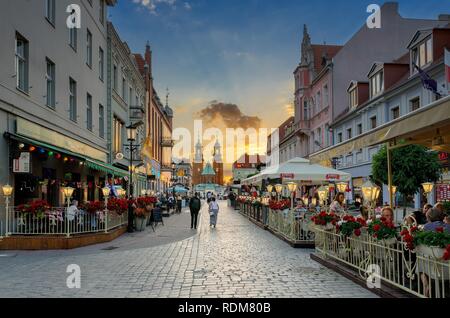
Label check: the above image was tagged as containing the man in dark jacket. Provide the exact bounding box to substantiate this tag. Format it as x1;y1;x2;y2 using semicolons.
189;193;202;229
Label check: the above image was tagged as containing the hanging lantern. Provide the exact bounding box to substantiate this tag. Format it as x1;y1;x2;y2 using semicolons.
336;182;348;193
286;182;297;193
422;182;434;194
275;184;284;194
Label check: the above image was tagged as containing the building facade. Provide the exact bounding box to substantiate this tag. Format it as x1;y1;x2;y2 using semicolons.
232;154;266;184
107;22;147;196
134;45;174;194
192;138;224;186
0;0;118;228
311;27;450;208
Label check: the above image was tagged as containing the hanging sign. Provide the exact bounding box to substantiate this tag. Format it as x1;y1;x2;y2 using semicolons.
13;152;31;173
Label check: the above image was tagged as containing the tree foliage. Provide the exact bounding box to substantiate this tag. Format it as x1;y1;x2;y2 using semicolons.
372;145;441;197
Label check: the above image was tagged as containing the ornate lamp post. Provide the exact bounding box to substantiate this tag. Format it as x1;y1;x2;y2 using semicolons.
62;187;75;208
286;182;297;209
317;186;329;211
2;184;13;236
62;186;75;237
126;124;139;233
275;184;283;201
362;180;381;218
336;182;348;194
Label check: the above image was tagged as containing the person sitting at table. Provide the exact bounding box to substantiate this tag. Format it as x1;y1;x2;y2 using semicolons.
381;206;395;224
357;206;369;221
330;192;346;215
405;203;432;226
424;208;450;233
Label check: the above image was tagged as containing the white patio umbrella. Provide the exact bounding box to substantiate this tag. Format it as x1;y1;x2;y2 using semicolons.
242;157;351;185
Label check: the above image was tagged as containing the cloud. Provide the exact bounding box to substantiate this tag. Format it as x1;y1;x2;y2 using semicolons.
133;0;191;14
197;102;262;130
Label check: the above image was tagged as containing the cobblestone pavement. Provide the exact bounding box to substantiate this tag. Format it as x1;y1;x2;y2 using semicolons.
0;202;377;298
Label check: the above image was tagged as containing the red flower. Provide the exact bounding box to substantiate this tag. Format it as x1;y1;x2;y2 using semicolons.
436;227;444;233
354;229;361;237
373;224;381;232
400;229;409;236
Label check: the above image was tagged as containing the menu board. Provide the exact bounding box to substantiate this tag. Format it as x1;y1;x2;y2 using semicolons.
436;184;450;201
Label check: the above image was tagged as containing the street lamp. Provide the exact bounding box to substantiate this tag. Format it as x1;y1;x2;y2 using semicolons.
275;184;283;201
317;186;329;209
336;182;348;194
361;180;381;218
286;182;297;209
2;184;13;236
125;123;141;233
62;187;75;208
422;182;434;194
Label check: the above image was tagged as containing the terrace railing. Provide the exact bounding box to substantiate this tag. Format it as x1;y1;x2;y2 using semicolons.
314;228;450;298
5;207;128;237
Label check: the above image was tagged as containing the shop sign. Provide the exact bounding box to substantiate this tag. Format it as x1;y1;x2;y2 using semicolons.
13;152;31;173
436;184;450;201
326;174;340;180
280;173;294;179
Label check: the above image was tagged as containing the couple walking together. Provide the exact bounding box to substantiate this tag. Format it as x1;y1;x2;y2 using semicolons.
189;193;220;229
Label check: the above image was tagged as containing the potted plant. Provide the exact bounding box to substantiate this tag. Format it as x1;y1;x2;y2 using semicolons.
401;227;450;260
367;216;398;245
134;207;148;231
336;215;366;237
311;211;339;231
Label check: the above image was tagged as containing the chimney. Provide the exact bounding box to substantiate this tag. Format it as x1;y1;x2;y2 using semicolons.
145;41;152;67
438;14;450;21
381;2;399;18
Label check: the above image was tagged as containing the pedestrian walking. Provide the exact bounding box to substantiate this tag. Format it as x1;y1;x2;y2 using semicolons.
189;192;201;229
209;197;219;228
176;194;182;213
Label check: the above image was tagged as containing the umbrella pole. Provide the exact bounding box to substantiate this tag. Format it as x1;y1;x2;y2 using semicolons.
387;143;394;209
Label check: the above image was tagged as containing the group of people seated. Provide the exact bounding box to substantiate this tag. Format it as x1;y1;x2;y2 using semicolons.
292;191;450;235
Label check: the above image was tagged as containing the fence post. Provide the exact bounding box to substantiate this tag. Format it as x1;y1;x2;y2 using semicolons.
105;209;108;233
5;197;9;237
66;207;70;238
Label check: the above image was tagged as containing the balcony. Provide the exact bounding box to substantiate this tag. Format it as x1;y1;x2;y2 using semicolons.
161;137;174;148
129;106;145;121
297;120;310;130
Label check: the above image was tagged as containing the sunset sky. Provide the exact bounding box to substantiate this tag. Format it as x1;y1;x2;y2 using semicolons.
109;0;449;175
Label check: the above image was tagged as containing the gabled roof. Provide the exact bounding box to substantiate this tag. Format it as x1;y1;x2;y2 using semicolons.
407;29;433;49
202;163;216;176
310;44;343;73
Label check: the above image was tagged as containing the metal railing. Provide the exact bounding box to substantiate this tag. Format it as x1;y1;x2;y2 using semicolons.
238;203;315;243
5;207;128;237
314;228;450;298
267;208;315;243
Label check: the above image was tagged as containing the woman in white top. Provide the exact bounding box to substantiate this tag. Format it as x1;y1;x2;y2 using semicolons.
330;192;346;215
209;197;220;228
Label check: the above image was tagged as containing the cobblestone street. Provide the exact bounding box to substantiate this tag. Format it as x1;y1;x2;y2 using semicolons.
0;202;377;298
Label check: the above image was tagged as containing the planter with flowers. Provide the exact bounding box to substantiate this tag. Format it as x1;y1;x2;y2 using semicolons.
367;216;398;262
367;216;398;246
311;211;340;231
134;207;148;231
336;215;366;237
16;200;51;219
136;196;157;226
107;198;129;216
401;226;450;280
82;201;105;228
335;215;367;257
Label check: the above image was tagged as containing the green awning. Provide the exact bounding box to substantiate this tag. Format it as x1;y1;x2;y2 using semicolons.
5;132;128;177
84;159;128;177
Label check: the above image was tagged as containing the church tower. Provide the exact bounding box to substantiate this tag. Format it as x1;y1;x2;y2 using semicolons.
192;136;204;186
212;138;224;185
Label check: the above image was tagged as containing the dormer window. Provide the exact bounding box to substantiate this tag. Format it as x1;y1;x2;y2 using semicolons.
412;37;432;71
370;70;384;98
349;88;358;109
